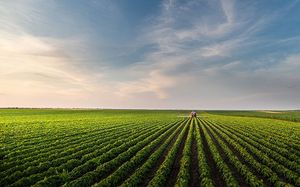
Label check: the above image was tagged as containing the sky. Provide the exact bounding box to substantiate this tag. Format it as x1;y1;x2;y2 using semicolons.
0;0;300;110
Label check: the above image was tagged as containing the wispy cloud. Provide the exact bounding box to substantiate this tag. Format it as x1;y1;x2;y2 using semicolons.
0;33;98;93
116;70;176;99
0;0;300;109
0;1;118;107
115;0;300;109
117;0;247;98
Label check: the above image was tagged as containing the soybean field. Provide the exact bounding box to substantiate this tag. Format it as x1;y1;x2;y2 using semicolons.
0;109;300;187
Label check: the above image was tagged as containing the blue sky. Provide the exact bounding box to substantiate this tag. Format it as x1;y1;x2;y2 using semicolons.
0;0;300;109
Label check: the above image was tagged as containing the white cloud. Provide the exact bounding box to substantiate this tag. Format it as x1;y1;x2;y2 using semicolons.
1;0;300;109
116;0;300;109
118;0;244;99
116;70;176;99
0;31;117;107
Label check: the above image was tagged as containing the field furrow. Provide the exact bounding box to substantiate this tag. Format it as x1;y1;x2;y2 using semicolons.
122;119;189;187
207;120;295;186
1;109;299;187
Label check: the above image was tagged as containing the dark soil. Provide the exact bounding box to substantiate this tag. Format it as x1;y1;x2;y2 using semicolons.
114;120;184;186
197;119;226;187
202;120;249;187
94;120;183;185
166;120;190;187
221;123;292;185
141;120;186;186
190;131;200;187
205;120;273;187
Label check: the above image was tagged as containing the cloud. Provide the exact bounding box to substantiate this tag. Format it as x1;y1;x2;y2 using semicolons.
1;0;300;109
116;70;176;99
0;31;114;105
143;0;252;60
115;0;300;109
117;0;243;98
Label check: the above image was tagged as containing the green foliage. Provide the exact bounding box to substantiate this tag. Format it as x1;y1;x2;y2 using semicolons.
0;109;299;186
207;110;300;122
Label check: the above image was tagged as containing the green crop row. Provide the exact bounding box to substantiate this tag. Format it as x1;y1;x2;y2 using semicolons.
3;122;137;165
207;120;296;186
199;119;239;187
212;121;299;185
175;118;194;186
3;120;132;158
1;109;299;187
194;119;214;187
220;122;300;173
6;125;153;187
93;119;186;187
2;124;160;187
216;118;300;155
0;122;147;178
147;119;191;187
222;122;300;165
62;121;179;187
120;119;187;187
202;120;264;187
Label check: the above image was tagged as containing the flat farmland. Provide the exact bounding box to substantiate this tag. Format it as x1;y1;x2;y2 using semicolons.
0;109;299;187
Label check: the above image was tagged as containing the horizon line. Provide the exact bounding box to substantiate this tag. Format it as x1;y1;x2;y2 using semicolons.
0;107;299;111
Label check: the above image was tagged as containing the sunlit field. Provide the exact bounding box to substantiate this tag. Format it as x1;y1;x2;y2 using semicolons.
1;1;300;187
1;109;299;187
